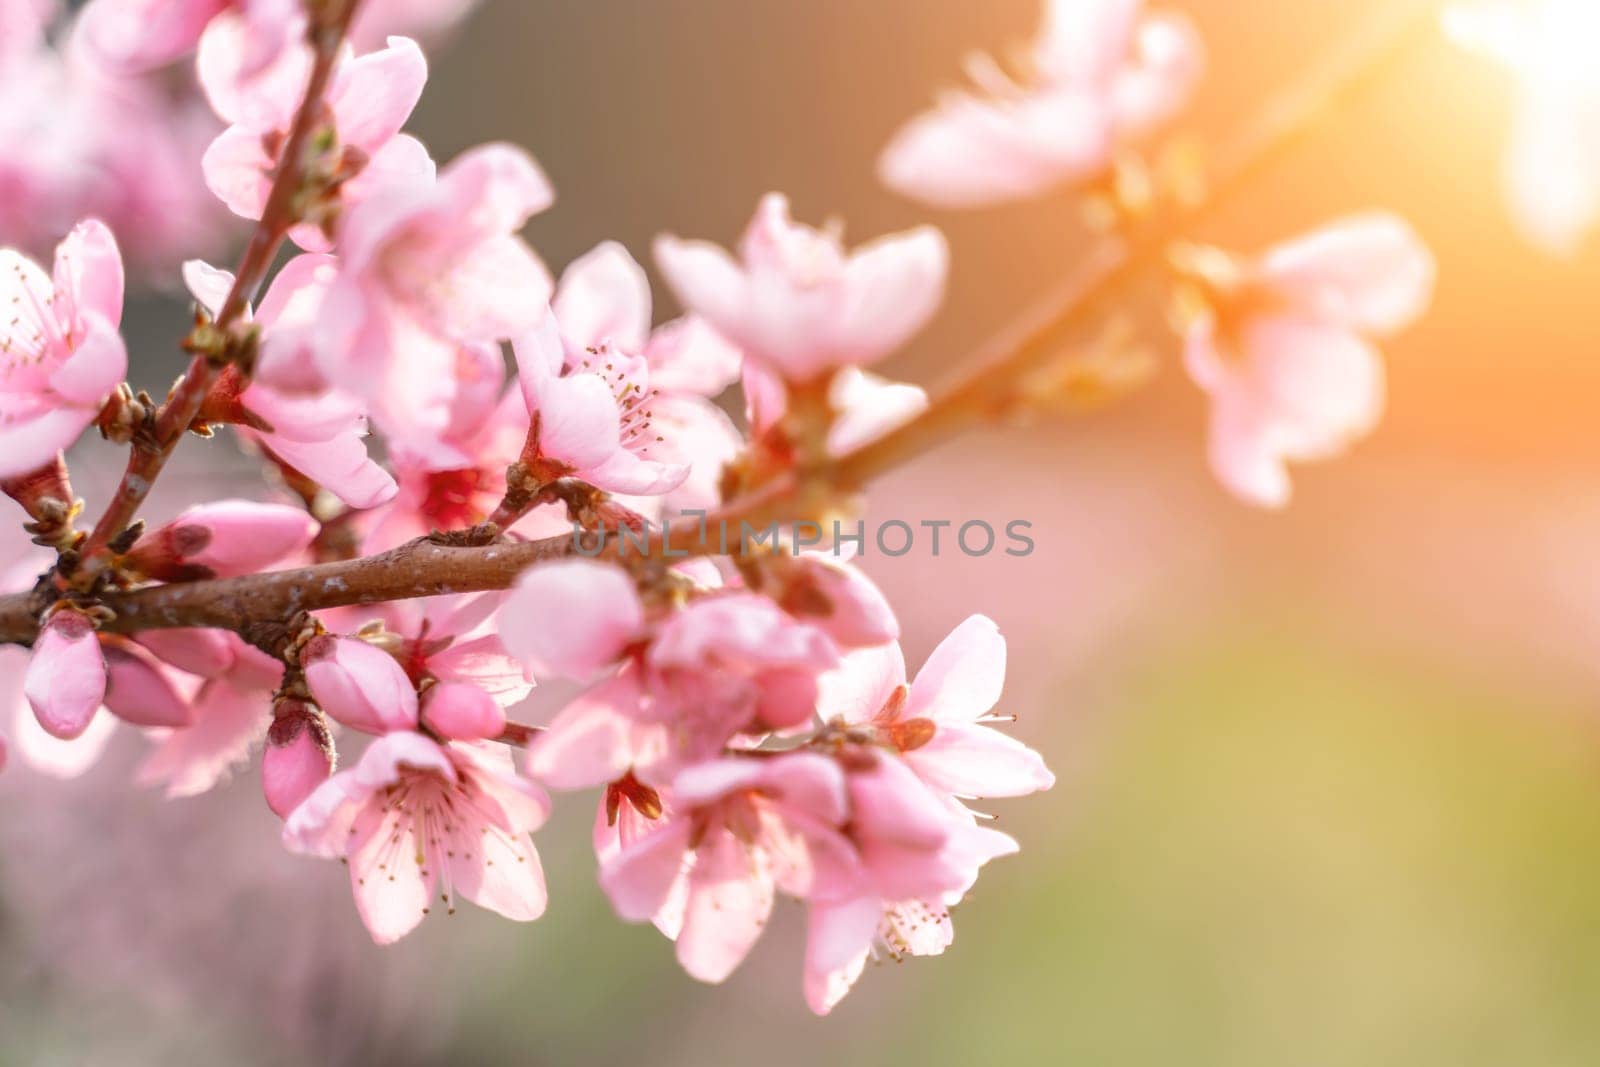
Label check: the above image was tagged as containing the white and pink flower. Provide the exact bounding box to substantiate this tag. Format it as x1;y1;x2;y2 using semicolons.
1182;214;1436;507
313;144;553;445
879;0;1204;207
284;730;550;944
0;220;126;480
654;193;947;384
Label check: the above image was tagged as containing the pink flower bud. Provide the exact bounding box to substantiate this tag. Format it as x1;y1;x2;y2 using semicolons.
125;500;317;580
137;627;237;677
102;637;193;728
302;634;418;735
421;681;507;741
777;556;898;649
263;704;334;819
24;608;107;740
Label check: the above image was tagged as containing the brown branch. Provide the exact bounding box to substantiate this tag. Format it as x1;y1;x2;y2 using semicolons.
80;0;366;560
0;533;578;643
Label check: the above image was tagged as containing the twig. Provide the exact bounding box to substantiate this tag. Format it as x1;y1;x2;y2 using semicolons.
80;0;366;561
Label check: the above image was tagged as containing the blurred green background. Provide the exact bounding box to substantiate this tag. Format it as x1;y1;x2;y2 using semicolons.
7;0;1600;1063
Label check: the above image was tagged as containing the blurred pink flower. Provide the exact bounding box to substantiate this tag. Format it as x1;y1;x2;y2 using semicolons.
183;256;398;509
879;0;1203;207
654;193;947;383
510;564;841;787
598;752;863;983
316;144;554;442
819;614;1055;798
283;731;550;944
0;219;125;479
79;0;300;78
743;361;928;458
362;346;537;546
1184;214;1435;508
199;29;432;250
136;636;280;797
0;0;50;64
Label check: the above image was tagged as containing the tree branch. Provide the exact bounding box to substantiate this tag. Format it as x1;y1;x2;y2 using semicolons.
0;532;577;642
81;0;366;560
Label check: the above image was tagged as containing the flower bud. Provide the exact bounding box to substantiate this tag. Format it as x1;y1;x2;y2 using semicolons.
302;634;418;735
263;703;334;819
137;627;237;677
421;681;507;741
102;637;193;728
24;607;107;740
124;500;317;581
773;556;898;649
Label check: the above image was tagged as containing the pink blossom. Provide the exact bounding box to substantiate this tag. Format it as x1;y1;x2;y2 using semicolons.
136;637;281;797
0;0;50;65
513;312;689;497
316;144;554;442
23;607;107;741
499;560;644;681
261;703;333;818
515;241;741;503
380;592;535;709
302;634;419;736
283;731;550;944
1183;214;1436;507
757;552;899;650
802;797;1018;1015
124;500;317;581
654;193;947;383
183;256;397;508
0;220;126;479
879;0;1203;207
598;752;863;982
798;617;1052;1010
199;30;431;250
797;748;1021;1014
744;361;928;459
363;345;534;547
79;0;300;78
819;614;1054;799
505;562;842;787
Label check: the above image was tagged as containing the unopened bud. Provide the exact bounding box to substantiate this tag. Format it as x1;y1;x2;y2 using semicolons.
124;500;317;581
263;702;335;819
302;634;419;735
